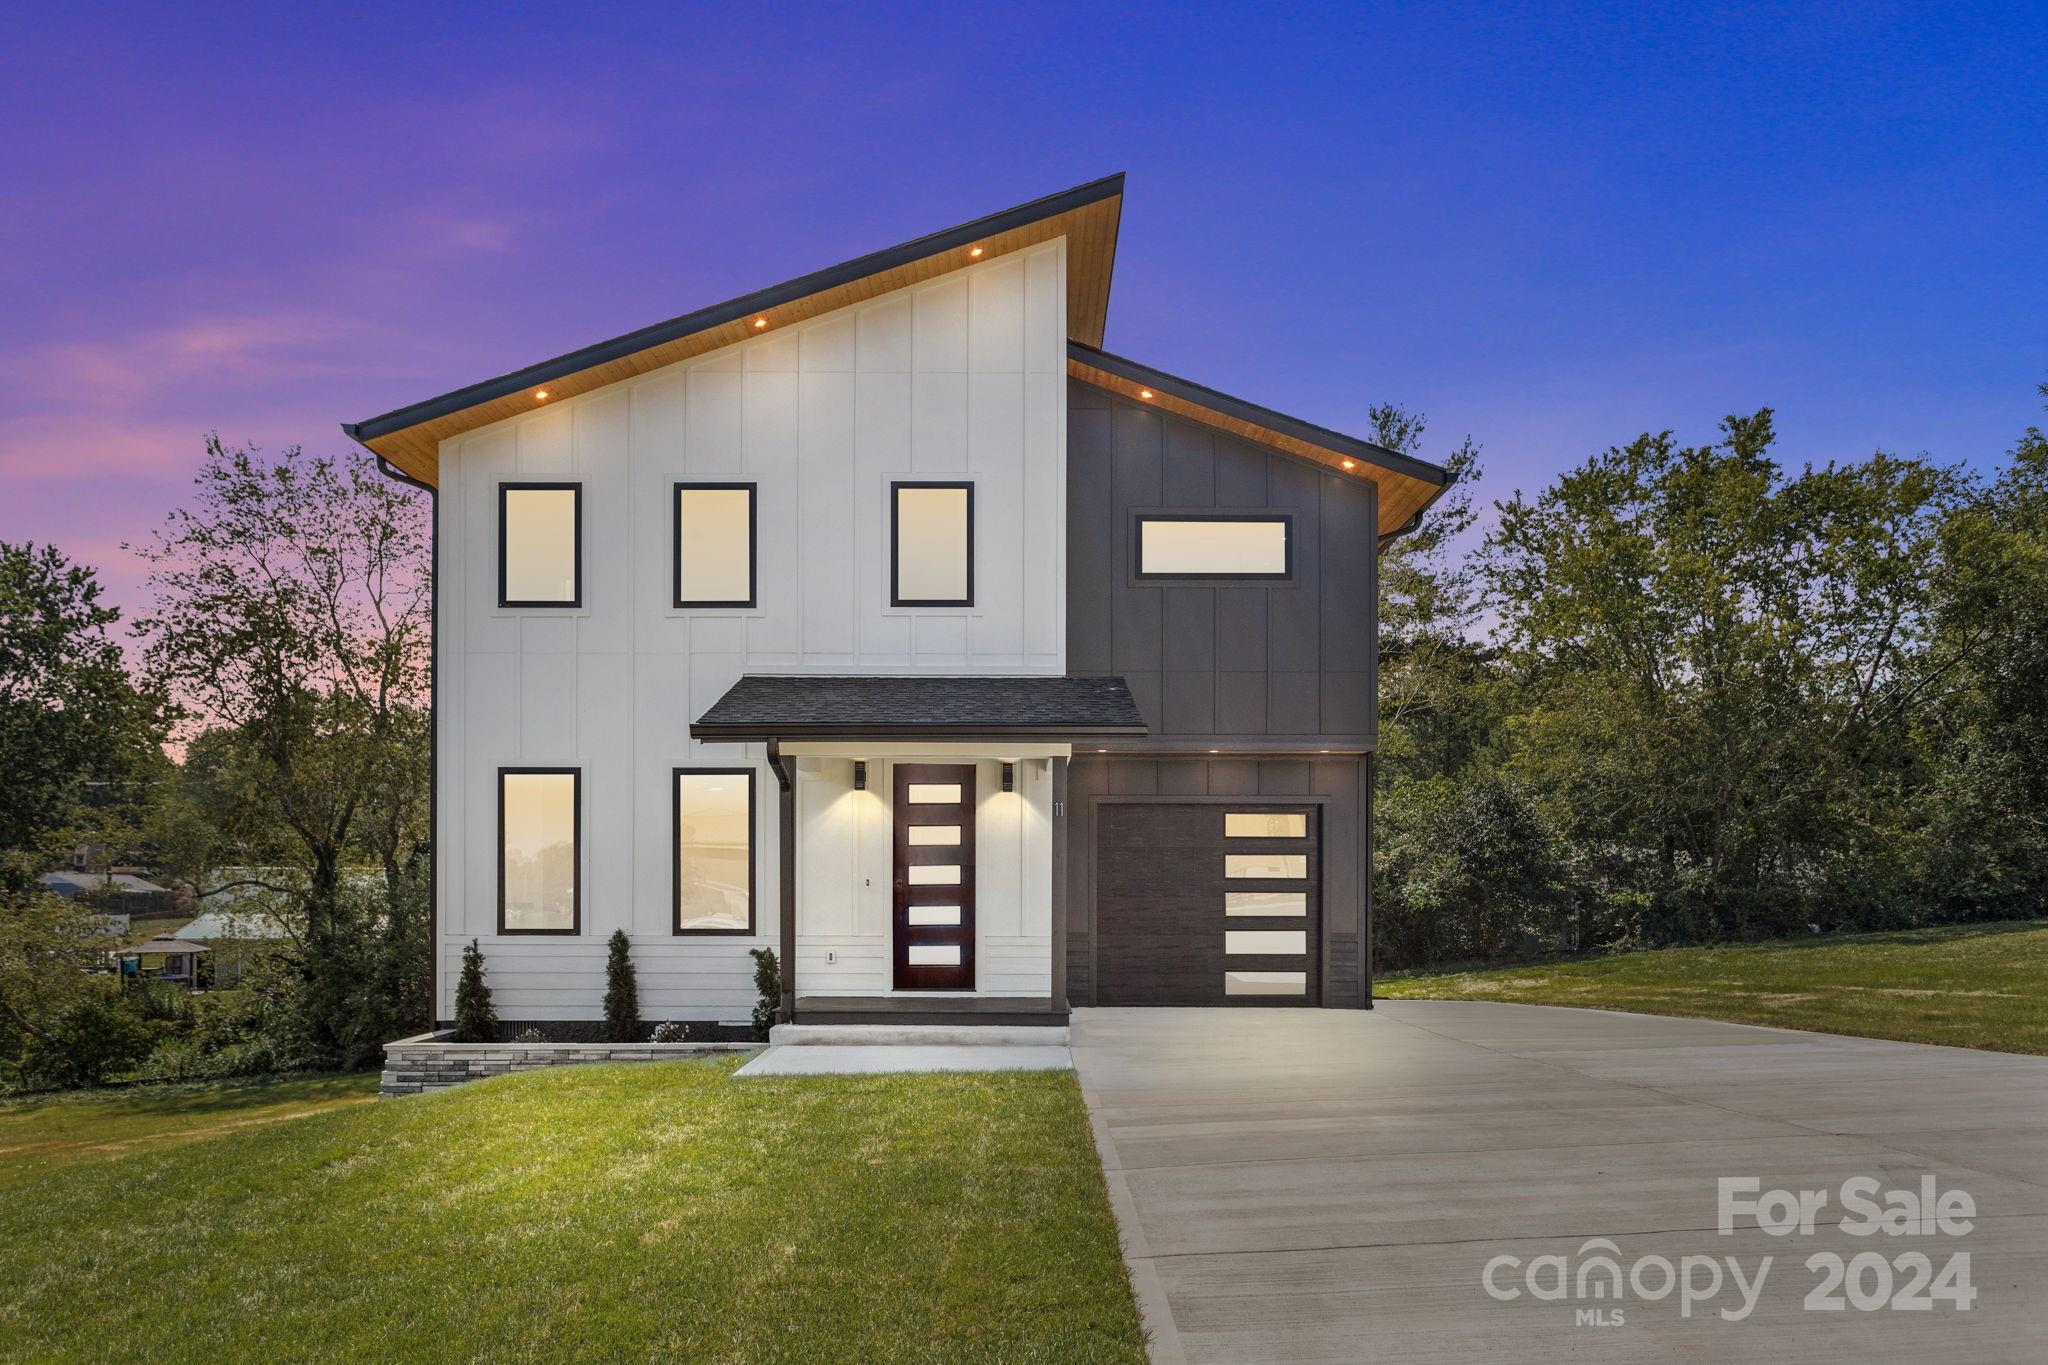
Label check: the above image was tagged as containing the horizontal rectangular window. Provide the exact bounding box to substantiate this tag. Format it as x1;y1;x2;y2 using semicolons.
500;484;582;606
907;944;962;966
500;769;578;933
907;906;961;926
1227;930;1308;955
675;769;753;934
907;825;961;846
674;483;756;607
1225;854;1308;879
892;481;973;606
1225;812;1308;838
907;864;962;885
906;783;962;805
1226;892;1309;917
1225;970;1307;996
1137;515;1290;579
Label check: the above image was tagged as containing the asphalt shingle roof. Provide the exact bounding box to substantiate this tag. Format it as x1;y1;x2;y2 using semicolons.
691;674;1146;739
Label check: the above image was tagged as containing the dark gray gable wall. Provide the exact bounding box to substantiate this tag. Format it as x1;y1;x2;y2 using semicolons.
1063;379;1377;1008
1065;380;1378;746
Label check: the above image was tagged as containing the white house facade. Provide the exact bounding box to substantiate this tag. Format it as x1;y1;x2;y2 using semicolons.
345;176;1450;1033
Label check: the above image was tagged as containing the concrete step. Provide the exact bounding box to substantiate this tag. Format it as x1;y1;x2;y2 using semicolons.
769;1023;1070;1047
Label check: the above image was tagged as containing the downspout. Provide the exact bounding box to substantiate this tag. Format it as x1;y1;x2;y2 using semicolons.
360;443;438;1029
764;739;796;1023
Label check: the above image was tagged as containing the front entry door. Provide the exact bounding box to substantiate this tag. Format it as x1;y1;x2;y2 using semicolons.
892;763;976;990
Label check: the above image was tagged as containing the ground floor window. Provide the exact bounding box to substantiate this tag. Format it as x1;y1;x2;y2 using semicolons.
675;768;754;934
500;768;580;934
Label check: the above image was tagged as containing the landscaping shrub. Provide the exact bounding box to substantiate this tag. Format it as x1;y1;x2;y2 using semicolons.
650;1020;688;1043
749;947;780;1040
21;990;156;1088
452;940;498;1042
603;930;640;1042
512;1027;545;1044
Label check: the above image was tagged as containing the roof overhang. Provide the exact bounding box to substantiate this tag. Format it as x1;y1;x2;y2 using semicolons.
345;175;1126;487
690;674;1148;744
1066;341;1452;539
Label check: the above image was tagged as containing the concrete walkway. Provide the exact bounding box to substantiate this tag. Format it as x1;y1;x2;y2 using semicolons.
1071;1003;2048;1362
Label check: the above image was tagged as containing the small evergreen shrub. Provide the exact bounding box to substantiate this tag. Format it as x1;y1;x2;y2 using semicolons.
749;947;780;1041
452;940;498;1042
603;930;641;1042
650;1020;688;1043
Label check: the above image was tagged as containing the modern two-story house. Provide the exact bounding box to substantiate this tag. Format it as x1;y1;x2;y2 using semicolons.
343;175;1449;1031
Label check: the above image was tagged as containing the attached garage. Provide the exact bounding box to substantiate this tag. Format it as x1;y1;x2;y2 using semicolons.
1093;802;1322;1005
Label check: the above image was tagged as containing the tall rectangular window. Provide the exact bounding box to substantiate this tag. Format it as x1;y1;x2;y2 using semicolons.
499;483;582;606
1137;515;1291;580
675;769;754;934
499;769;579;934
891;481;973;607
674;483;756;608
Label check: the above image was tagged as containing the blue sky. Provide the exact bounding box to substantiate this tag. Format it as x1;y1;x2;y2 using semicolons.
3;2;2043;611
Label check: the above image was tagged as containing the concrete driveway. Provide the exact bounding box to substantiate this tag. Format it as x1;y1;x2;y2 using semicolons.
1071;1002;2048;1362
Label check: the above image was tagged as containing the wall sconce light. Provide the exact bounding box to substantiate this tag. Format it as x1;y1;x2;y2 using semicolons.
853;761;867;791
1002;762;1015;792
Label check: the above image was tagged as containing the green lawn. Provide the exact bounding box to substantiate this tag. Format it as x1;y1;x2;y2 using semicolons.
1378;919;2048;1054
0;1060;1145;1363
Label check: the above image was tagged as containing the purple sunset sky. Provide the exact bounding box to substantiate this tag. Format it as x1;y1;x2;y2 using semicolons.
5;3;2045;622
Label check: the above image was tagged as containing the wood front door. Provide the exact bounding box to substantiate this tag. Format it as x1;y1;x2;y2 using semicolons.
892;763;976;990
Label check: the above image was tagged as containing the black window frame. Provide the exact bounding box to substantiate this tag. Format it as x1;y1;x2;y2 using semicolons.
889;479;976;608
673;767;757;936
497;766;582;936
1134;512;1295;582
498;482;584;608
672;481;759;609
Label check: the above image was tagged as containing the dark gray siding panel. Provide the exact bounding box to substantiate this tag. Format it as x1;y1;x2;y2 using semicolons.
1063;755;1368;1008
1065;379;1377;747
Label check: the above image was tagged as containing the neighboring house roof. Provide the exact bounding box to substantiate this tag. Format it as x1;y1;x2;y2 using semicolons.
1066;342;1451;539
179;909;292;941
344;174;1127;486
39;871;168;898
691;674;1148;741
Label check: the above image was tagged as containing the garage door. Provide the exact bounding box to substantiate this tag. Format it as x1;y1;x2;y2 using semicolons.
1095;802;1320;1005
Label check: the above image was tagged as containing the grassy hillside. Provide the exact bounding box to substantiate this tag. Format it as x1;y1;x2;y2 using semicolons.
1378;919;2048;1053
0;1060;1144;1362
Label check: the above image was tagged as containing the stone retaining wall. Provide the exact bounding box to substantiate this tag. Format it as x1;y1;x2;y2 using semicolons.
380;1031;758;1095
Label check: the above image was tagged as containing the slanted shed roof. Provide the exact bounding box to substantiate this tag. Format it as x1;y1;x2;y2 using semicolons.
691;674;1147;741
345;175;1126;487
1066;342;1452;539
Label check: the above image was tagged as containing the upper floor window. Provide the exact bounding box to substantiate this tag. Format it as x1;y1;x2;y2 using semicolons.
674;483;757;608
891;481;974;607
499;483;582;607
1136;514;1292;581
499;768;579;934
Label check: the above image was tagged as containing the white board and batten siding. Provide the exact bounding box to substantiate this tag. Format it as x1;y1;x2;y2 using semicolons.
436;243;1070;1021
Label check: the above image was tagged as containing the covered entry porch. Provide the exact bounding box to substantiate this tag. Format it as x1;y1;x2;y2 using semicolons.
689;674;1146;1026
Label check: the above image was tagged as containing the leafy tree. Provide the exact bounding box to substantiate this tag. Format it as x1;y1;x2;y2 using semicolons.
0;542;163;885
453;940;498;1043
1482;410;1975;939
603;930;640;1042
20;988;155;1088
132;439;431;1063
